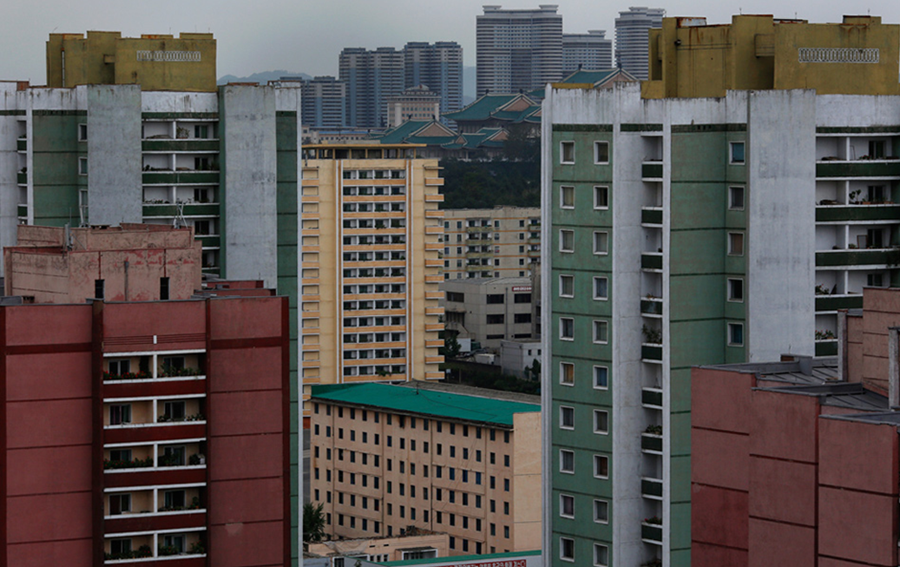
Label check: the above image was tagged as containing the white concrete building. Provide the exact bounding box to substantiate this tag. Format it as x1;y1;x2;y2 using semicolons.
615;7;665;80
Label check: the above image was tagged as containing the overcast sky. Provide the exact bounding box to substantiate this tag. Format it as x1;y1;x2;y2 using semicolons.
3;0;900;82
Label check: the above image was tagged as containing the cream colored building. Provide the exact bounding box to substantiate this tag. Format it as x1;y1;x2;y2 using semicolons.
442;207;540;280
309;381;542;556
299;144;445;413
386;86;441;128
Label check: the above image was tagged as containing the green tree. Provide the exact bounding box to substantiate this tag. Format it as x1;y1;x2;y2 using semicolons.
303;502;326;543
443;333;461;359
525;358;541;382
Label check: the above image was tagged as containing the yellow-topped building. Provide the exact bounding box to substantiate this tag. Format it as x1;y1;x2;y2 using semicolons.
643;15;900;98
47;31;217;92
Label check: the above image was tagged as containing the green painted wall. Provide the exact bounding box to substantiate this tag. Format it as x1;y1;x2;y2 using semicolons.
31;111;86;226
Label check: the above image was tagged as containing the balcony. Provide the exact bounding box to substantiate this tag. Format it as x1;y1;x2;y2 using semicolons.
816;160;900;178
815;248;900;267
816;204;900;222
466;225;492;234
142;139;219;152
641;207;663;225
641;253;663;271
641;521;663;545
16;138;26;152
142;203;220;217
466;251;493;259
641;388;663;409
815;340;838;357
17;205;27;218
641;477;663;500
640;298;663;316
641;344;662;363
815;294;863;312
17;172;26;185
142;171;220;185
642;162;663;180
641;432;663;454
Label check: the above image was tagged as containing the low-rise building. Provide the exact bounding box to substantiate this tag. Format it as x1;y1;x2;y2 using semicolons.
442;277;537;349
307;531;449;563
499;339;542;379
386;86;441;128
309;381;542;556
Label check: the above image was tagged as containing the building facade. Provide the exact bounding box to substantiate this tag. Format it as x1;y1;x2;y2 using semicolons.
0;268;291;565
442;277;537;349
299;76;348;130
309;382;541;556
386;86;441;128
404;42;463;118
441;207;541;280
542;81;900;567
643;15;900;99
339;47;405;129
476;5;563;96
298;144;444;402
614;7;665;80
562;31;613;73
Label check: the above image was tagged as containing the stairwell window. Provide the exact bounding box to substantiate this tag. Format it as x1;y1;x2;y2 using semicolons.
560;141;575;164
730;142;745;164
594;141;609;164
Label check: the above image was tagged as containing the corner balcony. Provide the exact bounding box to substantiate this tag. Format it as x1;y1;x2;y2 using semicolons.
641;521;663;545
642;162;663;181
641;432;663;454
640;298;663;317
641;344;662;363
641;387;663;409
641;253;663;272
641;207;663;226
641;477;663;500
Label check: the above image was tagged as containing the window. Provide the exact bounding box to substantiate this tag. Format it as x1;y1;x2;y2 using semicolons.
560;494;574;518
560;186;574;208
78;157;88;175
108;359;130;376
594;455;609;478
163;490;186;510
593;320;608;344
194;124;209;139
593;410;609;434
487;294;505;304
869;140;885;159
728;278;744;302
869;273;885;287
560;141;575;164
560;537;575;562
560;406;574;429
560;229;574;253
592;186;610;212
161;445;185;466
486;314;505;325
730;142;745;164
109;493;131;515
728;232;744;256
109;404;131;425
446;291;464;302
163;401;186;421
593;543;609;567
594;141;609;164
728;322;744;346
78;123;87;141
593;276;608;300
560;318;574;340
163;534;185;553
729;186;745;210
594;366;608;389
560;449;574;473
593;231;608;255
594;499;609;523
559;275;574;298
109;449;131;463
160;277;170;301
110;539;131;556
95;279;105;300
560;362;574;385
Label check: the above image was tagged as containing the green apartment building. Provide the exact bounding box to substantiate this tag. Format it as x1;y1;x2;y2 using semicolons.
541;84;900;566
0;79;304;565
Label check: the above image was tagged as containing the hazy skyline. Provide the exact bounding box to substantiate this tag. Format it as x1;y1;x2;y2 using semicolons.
2;0;899;83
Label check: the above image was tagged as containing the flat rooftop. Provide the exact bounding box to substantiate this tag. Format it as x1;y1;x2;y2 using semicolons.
310;382;539;427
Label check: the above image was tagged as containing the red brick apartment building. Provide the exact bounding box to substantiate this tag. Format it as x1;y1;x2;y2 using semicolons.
0;225;290;566
692;287;900;567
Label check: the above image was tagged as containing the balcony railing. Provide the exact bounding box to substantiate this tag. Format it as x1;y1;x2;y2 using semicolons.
642;162;663;180
641;388;663;408
641;433;663;454
641;299;663;316
816;160;900;178
815;248;900;267
641;522;663;544
815;294;863;312
641;477;663;499
815;204;900;222
815;340;838;357
641;253;663;271
641;207;663;225
641;344;663;362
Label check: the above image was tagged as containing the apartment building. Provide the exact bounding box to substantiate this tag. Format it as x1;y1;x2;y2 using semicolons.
300;76;348;130
692;287;900;567
476;5;563;96
542;36;900;566
340;47;405;129
309;382;541;556
0;225;290;566
614;7;665;80
298;144;444;402
441;207;541;280
442;277;537;349
404;42;464;118
562;31;613;73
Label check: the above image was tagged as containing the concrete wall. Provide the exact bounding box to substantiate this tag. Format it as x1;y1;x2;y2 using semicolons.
0;83;21;274
859;288;900;395
746;90;816;362
87;84;142;226
220;85;278;288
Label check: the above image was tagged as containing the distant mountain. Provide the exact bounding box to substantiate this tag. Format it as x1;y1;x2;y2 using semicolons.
217;70;311;85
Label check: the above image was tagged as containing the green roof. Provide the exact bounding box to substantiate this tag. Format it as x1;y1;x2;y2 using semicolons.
562;68;618;84
443;93;521;121
380;549;541;566
310;383;539;427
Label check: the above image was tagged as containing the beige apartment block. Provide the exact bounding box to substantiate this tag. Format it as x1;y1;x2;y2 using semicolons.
299;144;445;411
309;382;541;557
442;207;540;281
